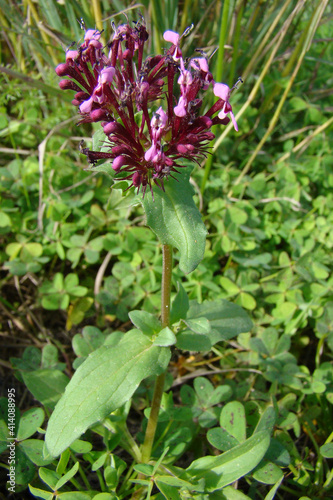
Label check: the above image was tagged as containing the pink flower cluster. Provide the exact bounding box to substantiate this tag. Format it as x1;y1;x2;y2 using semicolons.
56;20;238;196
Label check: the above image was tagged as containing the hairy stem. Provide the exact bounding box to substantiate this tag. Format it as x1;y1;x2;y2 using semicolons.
141;244;172;464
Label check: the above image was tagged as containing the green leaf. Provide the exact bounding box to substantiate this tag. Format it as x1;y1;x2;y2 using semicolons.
142;166;207;274
220;486;252;499
265;439;290;467
186;300;253;344
170;282;190;325
208;385;233;406
6;242;22;259
25;242;43;257
45;330;170;457
4;259;42;276
272;302;297;321
207;427;240;451
0;211;11;227
129;310;162;337
252;460;283;484
92;494;117;500
72;326;105;357
254;407;276;435
57;449;71;476
67;297;93;327
17;407;45;440
156;475;200;489
21;369;69;410
104;465;118;488
70;439;93;454
41;293;70;310
226;206;248;225
176;331;212;351
155;480;182;500
42;344;65;370
153;327;177;346
39;466;60;489
220;277;240;296
58;493;94;499
133;464;155;476
264;477;284;500
15;446;35;485
184;317;211;334
29;486;53;500
219;401;246;443
320;443;333;458
55;462;79;490
0;421;8;452
53;272;64;291
194;377;214;402
19;439;54;466
186;431;270;491
237;292;256;310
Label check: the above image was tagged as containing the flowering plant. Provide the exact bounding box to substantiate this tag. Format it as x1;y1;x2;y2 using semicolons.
40;18;273;500
56;21;237;197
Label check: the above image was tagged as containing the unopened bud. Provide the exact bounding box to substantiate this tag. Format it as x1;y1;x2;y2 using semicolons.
112;156;128;172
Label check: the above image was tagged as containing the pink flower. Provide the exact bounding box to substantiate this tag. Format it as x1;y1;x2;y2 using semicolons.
163;30;180;45
79;67;115;113
213;83;238;131
84;29;101;42
163;30;182;60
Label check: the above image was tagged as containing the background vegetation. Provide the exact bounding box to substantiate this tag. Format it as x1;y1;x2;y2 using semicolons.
0;0;332;499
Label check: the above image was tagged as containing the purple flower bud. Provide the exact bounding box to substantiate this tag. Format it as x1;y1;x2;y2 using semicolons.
103;121;124;136
132;171;142;187
112;145;131;155
55;63;69;77
112;156;128;172
72;91;90;106
59;80;81;91
176;144;188;154
90;109;110;122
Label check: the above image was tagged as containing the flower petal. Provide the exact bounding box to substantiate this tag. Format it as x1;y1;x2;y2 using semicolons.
80;96;94;114
163;30;180;45
213;82;231;101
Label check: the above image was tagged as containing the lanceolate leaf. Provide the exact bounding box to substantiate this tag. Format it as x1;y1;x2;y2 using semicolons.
142;166;207;274
186;300;253;343
170;282;190;326
45;330;170;457
129;310;162;337
186;430;270;491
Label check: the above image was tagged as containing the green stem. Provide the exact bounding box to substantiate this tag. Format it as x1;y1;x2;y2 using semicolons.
141;244;172;464
161;244;172;329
